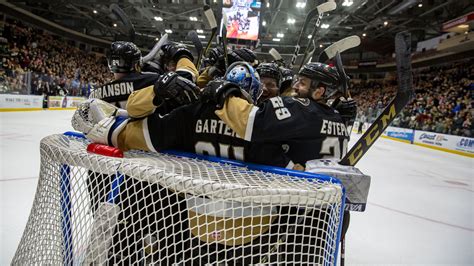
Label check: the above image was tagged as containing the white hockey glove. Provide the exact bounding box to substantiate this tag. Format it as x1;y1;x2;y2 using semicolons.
72;99;129;147
305;159;371;212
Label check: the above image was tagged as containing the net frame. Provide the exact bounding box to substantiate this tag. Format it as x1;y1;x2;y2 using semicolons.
12;132;346;265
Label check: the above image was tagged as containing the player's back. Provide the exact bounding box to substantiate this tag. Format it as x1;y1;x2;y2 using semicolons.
238;96;350;165
146;101;291;168
282;98;349;163
89;72;159;108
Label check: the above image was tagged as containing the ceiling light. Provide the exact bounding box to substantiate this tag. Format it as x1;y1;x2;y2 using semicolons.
93;10;97;14
296;2;306;8
418;3;422;7
319;44;323;48
458;24;469;29
113;23;117;27
384;21;388;26
165;29;173;34
262;21;267;26
308;35;312;39
277;33;284;38
362;33;366;37
189;16;198;21
155;37;159;41
154;16;163;21
287;18;295;24
267;2;270;8
153;5;156;8
198;35;206;39
321;24;329;29
342;0;354;7
196;29;204;33
272;38;281;42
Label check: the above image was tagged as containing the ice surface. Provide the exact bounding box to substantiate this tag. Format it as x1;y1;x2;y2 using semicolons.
0;110;472;265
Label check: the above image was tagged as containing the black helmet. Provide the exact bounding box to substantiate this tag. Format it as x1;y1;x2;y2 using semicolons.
205;47;225;66
228;48;259;67
298;62;340;93
256;62;281;84
279;67;293;92
108;41;141;73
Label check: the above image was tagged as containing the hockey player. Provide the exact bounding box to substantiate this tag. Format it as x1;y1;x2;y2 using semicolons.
89;41;198;109
206;62;357;165
279;67;296;96
73;61;293;168
256;62;281;102
72;62;298;264
197;47;259;88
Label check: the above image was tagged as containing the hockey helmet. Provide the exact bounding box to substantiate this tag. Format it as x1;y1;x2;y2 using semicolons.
279;67;294;92
256;63;281;85
228;48;259;67
108;41;141;73
298;62;340;96
225;61;262;103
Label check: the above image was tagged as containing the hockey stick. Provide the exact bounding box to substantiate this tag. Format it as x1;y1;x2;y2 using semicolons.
197;4;218;70
337;32;413;266
339;32;414;167
221;13;229;69
140;33;169;66
317;35;361;63
298;1;337;70
187;30;204;64
269;48;287;67
260;32;413;264
110;4;136;42
289;1;337;69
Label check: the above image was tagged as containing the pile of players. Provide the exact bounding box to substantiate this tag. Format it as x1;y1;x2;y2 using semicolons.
71;40;358;264
73;41;357;168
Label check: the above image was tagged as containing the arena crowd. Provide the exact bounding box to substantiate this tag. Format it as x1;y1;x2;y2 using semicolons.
1;20;472;137
352;60;473;137
1;19;112;96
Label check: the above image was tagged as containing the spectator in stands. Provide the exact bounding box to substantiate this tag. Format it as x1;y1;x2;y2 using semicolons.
1;19;113;96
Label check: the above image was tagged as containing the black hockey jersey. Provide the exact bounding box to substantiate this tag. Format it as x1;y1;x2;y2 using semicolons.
216;96;350;165
145;101;293;168
89;72;160;108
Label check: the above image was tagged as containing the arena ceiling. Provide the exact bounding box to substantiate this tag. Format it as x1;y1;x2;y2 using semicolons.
3;0;473;56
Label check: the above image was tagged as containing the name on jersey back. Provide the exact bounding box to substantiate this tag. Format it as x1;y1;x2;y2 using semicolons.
320;119;349;137
195;119;238;138
90;82;134;99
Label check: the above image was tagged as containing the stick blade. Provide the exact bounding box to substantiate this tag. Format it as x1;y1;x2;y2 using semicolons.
269;48;282;61
317;1;337;13
204;5;218;29
318;35;361;63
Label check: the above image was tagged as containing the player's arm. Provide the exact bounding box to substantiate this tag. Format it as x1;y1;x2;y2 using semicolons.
71;98;187;152
161;43;199;82
197;67;212;88
126;71;200;118
118;107;187;152
215;96;306;142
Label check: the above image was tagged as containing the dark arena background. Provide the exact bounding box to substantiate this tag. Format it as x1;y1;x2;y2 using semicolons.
0;0;473;265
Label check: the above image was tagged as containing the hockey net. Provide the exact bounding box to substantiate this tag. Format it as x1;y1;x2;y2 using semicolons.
12;133;345;265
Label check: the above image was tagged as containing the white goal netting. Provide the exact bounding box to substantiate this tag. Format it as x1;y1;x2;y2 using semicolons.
12;133;345;265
